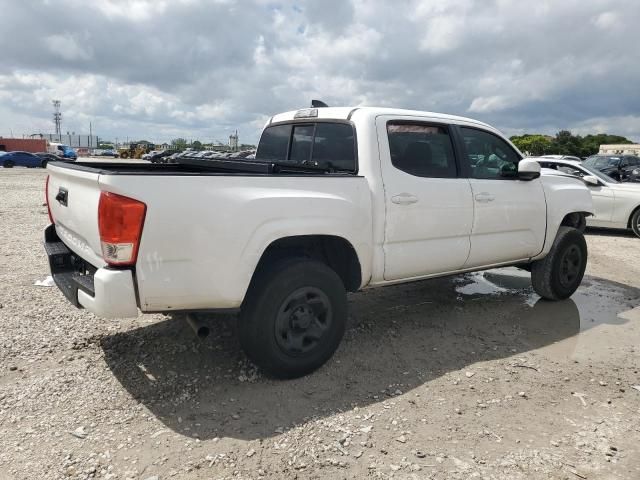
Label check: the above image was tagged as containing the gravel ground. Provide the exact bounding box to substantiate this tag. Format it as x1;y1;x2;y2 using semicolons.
1;167;639;480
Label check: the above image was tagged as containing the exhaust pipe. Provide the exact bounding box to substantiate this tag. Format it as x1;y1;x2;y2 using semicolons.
186;313;210;338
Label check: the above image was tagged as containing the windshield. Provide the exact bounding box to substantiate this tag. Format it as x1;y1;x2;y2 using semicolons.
584;156;620;168
582;164;619;183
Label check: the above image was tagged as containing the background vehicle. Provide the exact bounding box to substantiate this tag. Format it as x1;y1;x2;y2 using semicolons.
118;143;155;159
148;150;175;163
44;106;593;378
98;149;118;157
540;154;583;162
583;154;640;181
2;151;45;168
47;142;77;160
537;158;640;238
35;152;64;167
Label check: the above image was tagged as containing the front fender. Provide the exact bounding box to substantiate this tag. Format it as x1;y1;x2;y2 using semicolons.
534;175;593;259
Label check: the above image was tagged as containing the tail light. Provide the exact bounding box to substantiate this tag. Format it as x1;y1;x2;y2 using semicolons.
98;191;146;266
45;175;54;223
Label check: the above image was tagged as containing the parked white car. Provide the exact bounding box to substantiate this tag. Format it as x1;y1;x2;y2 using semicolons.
535;158;640;238
44;106;593;378
540;154;583;162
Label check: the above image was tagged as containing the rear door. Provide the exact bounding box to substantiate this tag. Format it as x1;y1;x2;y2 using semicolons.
377;117;474;280
455;126;547;267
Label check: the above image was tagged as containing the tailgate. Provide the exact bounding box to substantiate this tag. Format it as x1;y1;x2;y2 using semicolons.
47;163;106;268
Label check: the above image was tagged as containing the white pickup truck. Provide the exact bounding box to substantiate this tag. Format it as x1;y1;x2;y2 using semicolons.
44;106;593;378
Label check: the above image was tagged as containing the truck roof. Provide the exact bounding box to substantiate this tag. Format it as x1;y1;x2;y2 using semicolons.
269;106;494;130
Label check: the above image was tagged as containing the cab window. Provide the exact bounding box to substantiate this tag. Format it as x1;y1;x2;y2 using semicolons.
386;122;457;178
256;122;356;172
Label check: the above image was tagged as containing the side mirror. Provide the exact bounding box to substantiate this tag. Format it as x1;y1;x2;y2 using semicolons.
583;175;600;186
517;159;540;181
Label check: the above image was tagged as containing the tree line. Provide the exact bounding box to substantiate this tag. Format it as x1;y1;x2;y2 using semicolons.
509;131;634;158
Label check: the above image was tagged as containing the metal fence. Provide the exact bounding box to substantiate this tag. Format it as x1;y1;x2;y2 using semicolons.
38;134;100;148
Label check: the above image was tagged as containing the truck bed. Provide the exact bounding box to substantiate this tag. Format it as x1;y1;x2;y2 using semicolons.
45;160;371;314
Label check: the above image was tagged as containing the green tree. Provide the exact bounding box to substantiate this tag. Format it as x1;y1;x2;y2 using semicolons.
509;134;553;156
171;138;187;149
581;134;633;157
191;140;203;150
512;131;635;158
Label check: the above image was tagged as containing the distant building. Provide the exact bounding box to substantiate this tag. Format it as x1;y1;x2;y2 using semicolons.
0;138;46;153
599;144;640;156
229;130;239;151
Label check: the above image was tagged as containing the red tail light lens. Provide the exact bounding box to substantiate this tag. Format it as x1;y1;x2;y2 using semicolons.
45;175;54;224
98;191;146;266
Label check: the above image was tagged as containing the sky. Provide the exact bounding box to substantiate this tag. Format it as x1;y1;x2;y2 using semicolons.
1;0;639;145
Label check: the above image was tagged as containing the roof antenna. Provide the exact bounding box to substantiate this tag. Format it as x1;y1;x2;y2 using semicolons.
311;100;329;108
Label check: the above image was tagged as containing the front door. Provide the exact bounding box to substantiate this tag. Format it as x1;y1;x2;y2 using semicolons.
587;184;616;224
456;126;547;267
377;117;474;281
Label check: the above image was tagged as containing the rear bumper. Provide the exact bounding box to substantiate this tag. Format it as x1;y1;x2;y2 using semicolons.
43;225;139;318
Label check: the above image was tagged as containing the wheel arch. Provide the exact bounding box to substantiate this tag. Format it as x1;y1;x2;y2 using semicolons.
627;204;640;229
251;235;363;293
560;211;591;230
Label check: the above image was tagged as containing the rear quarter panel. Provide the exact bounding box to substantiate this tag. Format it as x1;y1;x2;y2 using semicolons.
97;174;373;311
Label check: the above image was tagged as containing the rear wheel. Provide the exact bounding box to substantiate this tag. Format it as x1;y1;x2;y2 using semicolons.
631;209;640;238
531;227;587;300
40;160;48;168
3;160;14;168
239;259;347;378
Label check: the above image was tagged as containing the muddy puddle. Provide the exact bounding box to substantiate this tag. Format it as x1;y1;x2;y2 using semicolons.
455;267;640;362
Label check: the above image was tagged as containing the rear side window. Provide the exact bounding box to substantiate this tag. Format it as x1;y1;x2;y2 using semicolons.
387;122;457;178
256;122;356;172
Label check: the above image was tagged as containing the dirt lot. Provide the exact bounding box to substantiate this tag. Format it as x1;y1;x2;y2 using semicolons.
1;167;639;480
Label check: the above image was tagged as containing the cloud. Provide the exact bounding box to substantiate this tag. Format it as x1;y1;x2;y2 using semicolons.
0;0;639;143
45;33;93;61
592;11;620;29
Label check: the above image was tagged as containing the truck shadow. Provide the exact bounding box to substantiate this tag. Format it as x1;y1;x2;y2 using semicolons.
99;272;639;441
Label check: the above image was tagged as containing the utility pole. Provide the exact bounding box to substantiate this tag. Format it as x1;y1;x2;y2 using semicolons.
52;100;62;137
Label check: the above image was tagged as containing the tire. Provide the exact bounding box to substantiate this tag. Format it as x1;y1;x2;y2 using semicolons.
239;259;348;379
531;226;587;300
40;160;48;168
574;213;586;233
631;209;640;238
3;160;14;168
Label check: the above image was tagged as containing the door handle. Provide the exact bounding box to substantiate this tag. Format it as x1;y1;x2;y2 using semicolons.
474;192;495;203
391;193;418;205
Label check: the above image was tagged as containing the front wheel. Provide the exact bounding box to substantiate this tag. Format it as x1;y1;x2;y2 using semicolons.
531;226;587;300
631;209;640;238
3;160;14;168
239;259;348;378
